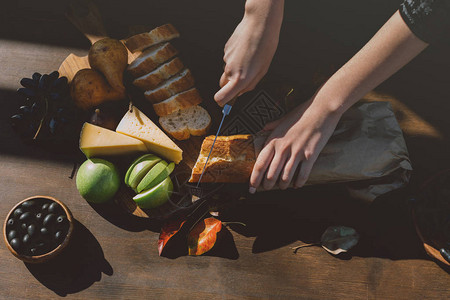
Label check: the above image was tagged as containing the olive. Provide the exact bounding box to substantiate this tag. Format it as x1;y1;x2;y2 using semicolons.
41;203;49;211
55;231;64;241
10;238;21;251
13;208;24;218
56;215;66;224
30;247;37;255
21;200;36;209
35;212;43;222
6;218;15;227
27;224;36;237
7;230;18;241
21;223;27;231
48;202;61;214
40;227;49;236
23;234;31;245
440;248;450;263
19;212;32;222
43;213;55;227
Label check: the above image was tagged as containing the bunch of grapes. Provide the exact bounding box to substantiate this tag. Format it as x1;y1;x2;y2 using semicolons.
10;71;82;144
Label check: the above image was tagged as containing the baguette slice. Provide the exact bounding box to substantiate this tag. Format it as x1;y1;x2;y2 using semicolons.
125;24;180;53
133;57;184;90
153;88;202;117
189;135;256;183
159;105;211;140
127;42;178;78
144;69;195;103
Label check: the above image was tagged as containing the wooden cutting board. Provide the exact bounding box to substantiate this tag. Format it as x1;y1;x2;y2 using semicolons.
60;0;205;219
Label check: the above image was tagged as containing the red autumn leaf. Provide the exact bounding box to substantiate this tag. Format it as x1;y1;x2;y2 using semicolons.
158;219;186;256
188;217;222;256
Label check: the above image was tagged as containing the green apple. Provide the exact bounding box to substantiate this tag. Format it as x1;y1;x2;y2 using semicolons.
136;162;175;193
128;157;161;190
76;158;120;204
133;176;173;209
124;154;160;185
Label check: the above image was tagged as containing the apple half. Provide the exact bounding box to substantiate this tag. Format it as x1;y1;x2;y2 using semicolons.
133;176;173;209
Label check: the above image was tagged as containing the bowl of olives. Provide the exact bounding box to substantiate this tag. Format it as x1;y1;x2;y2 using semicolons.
3;196;74;263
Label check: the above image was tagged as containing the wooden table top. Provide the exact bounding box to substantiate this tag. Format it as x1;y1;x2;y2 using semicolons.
1;1;450;299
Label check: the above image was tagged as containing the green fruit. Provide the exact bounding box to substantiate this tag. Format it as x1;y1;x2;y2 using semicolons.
135;161;167;193
133;176;173;209
127;157;161;189
124;154;160;185
76;158;120;204
136;162;175;193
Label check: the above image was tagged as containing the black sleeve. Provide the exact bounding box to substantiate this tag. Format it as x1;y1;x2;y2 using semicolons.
400;0;450;44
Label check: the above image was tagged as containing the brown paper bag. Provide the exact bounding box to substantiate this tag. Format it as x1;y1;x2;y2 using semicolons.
253;101;412;201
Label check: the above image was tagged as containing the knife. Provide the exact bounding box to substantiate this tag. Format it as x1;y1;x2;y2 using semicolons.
196;98;236;187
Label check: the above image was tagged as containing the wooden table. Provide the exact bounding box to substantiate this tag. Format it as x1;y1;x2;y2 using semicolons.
1;1;450;299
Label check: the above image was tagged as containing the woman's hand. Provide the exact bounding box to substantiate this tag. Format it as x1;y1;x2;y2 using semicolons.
214;0;284;106
249;99;342;193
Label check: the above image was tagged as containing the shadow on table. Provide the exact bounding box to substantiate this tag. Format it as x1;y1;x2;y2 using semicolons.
219;183;431;262
25;219;113;297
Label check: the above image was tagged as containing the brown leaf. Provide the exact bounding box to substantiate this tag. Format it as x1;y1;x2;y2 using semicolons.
158;219;186;256
188;218;222;256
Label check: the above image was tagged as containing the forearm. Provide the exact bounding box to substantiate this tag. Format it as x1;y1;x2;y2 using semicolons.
313;10;428;115
244;0;284;32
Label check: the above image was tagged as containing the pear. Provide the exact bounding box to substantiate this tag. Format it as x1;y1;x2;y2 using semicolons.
89;38;128;92
133;176;173;209
70;69;125;110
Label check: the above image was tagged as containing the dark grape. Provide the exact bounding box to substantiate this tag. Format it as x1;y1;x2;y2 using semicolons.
19;106;31;114
17;87;36;98
31;102;40;114
49;92;60;101
440;248;450;263
49;118;57;134
32;72;42;82
48;71;59;81
52;77;68;91
20;78;37;89
38;74;50;90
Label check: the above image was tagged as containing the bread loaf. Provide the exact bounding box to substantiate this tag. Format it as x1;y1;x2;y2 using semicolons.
125;24;180;53
159;105;211;140
152;88;202;117
144;69;195;103
127;43;178;78
133;57;184;90
189;135;256;183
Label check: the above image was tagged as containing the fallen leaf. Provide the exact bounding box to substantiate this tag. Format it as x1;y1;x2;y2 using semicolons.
158;219;186;256
188;218;222;256
321;226;359;255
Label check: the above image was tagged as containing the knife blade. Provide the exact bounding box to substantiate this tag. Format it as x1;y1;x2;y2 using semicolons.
196;99;235;187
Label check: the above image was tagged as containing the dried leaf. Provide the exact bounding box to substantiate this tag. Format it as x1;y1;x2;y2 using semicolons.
158;219;186;256
321;226;359;255
188;217;222;256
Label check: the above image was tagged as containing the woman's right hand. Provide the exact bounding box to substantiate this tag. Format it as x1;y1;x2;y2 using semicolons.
214;0;284;106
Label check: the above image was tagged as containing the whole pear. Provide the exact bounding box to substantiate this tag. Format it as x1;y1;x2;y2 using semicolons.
88;38;128;92
70;69;125;110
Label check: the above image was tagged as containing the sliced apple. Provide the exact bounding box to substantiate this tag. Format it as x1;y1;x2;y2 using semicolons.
135;161;168;193
124;154;159;185
133;176;173;209
136;162;175;193
128;157;162;190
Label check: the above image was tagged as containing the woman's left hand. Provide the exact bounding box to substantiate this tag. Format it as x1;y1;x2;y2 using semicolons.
249;99;343;192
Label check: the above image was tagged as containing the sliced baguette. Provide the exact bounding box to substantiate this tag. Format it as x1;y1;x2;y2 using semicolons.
125;24;180;53
127;42;178;78
159;105;211;140
133;57;184;90
189;135;256;183
152;88;202;117
144;69;195;103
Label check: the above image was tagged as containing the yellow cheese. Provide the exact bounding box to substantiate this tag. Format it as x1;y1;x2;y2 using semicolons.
79;122;147;158
116;107;183;164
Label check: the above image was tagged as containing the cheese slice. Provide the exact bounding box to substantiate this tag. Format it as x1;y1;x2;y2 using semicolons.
116;107;183;164
79;122;147;158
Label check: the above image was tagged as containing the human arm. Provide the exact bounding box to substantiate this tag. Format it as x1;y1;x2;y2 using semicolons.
214;0;284;106
249;10;429;193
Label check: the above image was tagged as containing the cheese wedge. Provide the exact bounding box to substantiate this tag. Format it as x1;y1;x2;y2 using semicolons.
116;107;183;164
79;123;148;158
